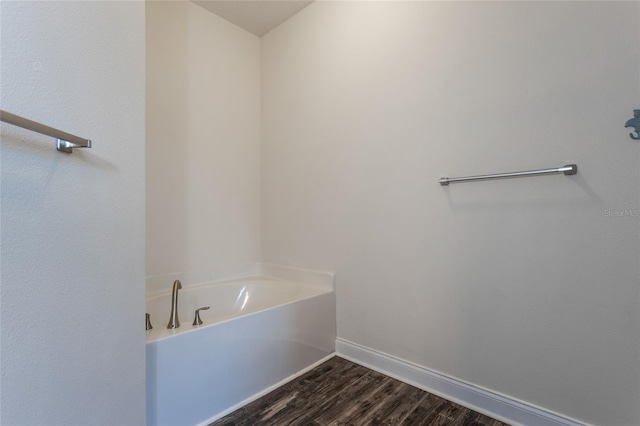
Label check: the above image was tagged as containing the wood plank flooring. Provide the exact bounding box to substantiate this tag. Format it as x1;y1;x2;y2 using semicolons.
210;356;510;426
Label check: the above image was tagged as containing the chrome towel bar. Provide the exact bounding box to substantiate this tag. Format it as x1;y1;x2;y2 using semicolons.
439;164;577;186
0;109;92;153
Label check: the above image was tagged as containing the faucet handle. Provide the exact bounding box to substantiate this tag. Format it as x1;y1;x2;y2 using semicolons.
146;313;153;330
193;306;210;326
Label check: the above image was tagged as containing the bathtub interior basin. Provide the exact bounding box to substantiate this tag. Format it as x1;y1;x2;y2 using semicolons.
146;278;330;342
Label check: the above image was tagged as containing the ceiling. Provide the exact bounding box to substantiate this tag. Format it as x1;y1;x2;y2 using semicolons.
192;1;315;37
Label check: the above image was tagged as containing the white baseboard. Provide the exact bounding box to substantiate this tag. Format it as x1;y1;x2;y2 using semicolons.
336;338;586;426
196;353;336;426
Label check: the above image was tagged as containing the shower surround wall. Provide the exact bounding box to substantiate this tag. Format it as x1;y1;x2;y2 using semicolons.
261;2;640;426
146;1;261;280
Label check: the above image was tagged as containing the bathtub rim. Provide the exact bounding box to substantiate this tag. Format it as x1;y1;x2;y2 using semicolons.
145;278;333;344
145;263;335;296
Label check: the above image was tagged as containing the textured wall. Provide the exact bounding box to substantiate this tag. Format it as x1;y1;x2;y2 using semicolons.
261;2;640;425
146;1;261;282
0;1;146;425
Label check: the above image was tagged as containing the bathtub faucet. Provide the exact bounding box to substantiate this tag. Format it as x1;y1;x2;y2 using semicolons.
167;280;182;329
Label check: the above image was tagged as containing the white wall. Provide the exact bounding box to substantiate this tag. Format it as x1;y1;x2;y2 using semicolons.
146;1;261;283
0;1;146;425
261;2;640;425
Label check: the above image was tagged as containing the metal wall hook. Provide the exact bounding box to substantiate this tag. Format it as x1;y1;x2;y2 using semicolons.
193;306;210;326
625;109;640;140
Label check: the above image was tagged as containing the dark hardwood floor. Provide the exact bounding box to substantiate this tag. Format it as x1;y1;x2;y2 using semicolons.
210;356;510;426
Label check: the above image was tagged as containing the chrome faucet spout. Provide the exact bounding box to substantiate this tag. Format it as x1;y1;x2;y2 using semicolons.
167;280;182;329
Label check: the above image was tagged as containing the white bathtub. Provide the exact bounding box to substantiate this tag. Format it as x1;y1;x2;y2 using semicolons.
145;278;336;426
